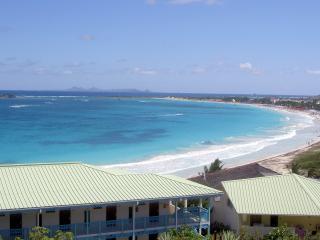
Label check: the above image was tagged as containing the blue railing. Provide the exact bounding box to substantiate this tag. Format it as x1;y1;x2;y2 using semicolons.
0;207;208;240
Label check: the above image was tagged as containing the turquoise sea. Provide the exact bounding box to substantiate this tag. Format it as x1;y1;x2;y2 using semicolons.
0;91;313;173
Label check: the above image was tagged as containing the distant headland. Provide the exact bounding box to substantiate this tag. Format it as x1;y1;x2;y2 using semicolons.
0;93;16;99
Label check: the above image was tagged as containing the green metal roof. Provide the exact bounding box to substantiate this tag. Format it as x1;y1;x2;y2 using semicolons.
222;174;320;216
0;163;221;211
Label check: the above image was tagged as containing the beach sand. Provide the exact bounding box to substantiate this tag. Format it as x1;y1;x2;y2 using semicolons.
168;99;320;178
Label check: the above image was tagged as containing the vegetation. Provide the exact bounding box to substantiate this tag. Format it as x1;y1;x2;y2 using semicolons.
221;231;240;240
264;225;298;240
158;226;207;240
291;148;320;178
204;158;224;174
158;225;320;240
13;227;73;240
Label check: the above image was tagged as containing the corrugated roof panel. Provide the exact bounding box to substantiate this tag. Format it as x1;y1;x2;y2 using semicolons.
222;174;320;216
0;163;221;211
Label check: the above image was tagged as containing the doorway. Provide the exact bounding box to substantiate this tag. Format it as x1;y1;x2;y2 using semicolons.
10;214;22;229
59;210;71;225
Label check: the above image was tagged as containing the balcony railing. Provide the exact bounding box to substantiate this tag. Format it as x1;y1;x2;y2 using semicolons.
0;207;209;240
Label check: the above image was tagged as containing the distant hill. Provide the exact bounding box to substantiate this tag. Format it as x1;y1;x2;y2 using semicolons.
65;87;150;93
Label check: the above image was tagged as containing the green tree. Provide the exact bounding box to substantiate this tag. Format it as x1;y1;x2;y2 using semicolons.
53;230;73;240
14;226;74;240
204;158;223;173
29;227;51;240
264;225;298;240
158;226;204;240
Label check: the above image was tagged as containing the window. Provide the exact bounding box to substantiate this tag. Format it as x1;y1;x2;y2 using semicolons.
84;210;90;223
270;215;278;227
10;214;22;229
250;215;262;226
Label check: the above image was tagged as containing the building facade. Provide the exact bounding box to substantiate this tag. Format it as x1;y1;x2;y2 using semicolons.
0;163;222;240
214;174;320;237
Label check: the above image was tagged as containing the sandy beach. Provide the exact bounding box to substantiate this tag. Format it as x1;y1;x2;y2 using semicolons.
164;97;320;178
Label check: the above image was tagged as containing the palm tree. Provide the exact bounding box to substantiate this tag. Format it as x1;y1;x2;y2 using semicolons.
204;158;223;173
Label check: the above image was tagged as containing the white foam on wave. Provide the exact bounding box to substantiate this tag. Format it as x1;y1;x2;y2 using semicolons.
9;104;37;109
104;109;316;174
160;113;184;117
104;128;298;174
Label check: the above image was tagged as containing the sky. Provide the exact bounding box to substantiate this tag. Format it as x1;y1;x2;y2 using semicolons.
0;0;320;95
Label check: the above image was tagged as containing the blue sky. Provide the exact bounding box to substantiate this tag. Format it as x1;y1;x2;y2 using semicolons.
0;0;319;95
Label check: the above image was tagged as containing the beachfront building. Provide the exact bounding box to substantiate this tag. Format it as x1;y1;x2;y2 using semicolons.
214;174;320;237
0;163;221;240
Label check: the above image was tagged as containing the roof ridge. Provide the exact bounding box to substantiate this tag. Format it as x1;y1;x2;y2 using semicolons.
0;162;81;168
293;174;320;211
157;174;221;193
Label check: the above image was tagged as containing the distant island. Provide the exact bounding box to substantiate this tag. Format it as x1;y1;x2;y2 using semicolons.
65;87;151;93
0;93;16;99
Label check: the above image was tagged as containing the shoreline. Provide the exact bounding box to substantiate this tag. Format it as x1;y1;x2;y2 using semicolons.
164;97;320;177
105;97;320;177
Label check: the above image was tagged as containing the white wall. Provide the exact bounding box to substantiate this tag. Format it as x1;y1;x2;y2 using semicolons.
212;193;240;232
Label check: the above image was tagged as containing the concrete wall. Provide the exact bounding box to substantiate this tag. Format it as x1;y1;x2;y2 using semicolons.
43;211;59;226
212;194;240;232
0;215;9;230
22;212;37;228
91;208;105;222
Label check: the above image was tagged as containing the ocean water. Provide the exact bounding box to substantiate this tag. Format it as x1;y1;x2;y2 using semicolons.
0;91;313;173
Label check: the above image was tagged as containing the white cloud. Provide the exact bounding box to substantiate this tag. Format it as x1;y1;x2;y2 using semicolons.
306;69;320;75
133;67;157;75
80;34;95;41
239;62;262;75
239;62;253;70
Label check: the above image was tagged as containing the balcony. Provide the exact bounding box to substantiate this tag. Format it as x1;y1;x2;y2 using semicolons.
0;207;209;240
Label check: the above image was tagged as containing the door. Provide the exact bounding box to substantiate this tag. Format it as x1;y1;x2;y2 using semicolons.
149;202;159;217
106;206;117;228
106;206;117;221
149;202;159;224
59;210;71;225
10;214;22;229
